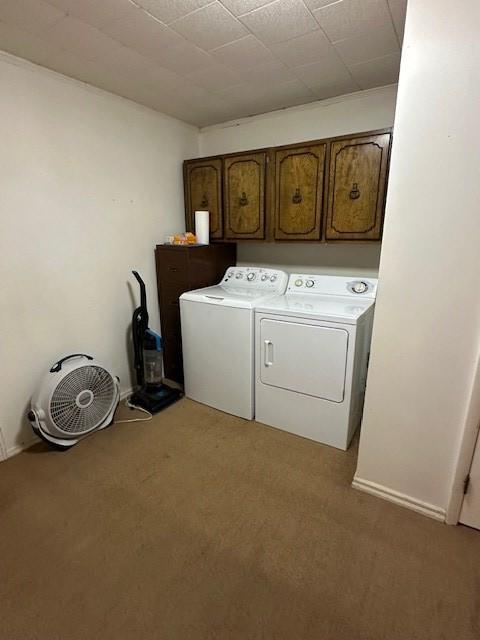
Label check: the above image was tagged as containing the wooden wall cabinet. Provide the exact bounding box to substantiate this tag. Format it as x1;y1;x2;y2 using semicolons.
325;133;391;241
274;143;326;240
155;244;236;383
224;152;266;240
184;158;223;240
183;128;391;244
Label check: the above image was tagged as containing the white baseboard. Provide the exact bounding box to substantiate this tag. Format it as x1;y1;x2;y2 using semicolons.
6;433;41;459
352;476;446;522
0;427;8;461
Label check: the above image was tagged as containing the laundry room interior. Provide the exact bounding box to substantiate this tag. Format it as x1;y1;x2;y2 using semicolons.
1;1;480;639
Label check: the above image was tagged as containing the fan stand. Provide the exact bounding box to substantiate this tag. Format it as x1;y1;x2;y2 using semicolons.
130;271;182;414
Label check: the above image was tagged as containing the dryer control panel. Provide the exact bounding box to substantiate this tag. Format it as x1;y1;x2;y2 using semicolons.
287;274;378;299
222;267;288;293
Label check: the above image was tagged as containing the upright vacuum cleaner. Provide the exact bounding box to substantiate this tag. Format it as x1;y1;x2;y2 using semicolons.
130;271;181;413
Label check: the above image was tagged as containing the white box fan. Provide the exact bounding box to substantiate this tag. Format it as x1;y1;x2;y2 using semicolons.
29;354;120;449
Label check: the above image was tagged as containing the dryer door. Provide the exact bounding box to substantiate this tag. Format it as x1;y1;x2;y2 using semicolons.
260;319;348;402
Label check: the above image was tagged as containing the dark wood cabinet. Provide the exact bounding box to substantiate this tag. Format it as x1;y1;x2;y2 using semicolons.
184;158;223;239
325;133;391;241
224;152;266;240
183;128;392;244
155;243;236;383
274;143;326;240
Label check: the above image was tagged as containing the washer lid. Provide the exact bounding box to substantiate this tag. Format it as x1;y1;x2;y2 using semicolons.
255;293;375;323
180;285;281;309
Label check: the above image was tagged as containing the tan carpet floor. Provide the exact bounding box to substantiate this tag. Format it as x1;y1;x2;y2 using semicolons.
0;398;479;640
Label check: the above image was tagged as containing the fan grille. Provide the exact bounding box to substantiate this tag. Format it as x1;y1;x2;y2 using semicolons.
50;366;116;434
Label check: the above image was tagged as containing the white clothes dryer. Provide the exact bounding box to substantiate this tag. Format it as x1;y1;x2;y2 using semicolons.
255;274;378;450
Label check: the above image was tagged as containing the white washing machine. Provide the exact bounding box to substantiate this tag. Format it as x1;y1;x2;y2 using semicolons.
255;273;378;450
180;266;288;419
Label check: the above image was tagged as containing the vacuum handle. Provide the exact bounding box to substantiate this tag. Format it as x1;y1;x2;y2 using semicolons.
132;270;147;313
50;354;93;373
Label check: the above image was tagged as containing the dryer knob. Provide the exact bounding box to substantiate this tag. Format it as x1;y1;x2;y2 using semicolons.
295;279;303;287
270;274;277;282
247;272;256;281
352;281;368;294
235;272;243;279
305;280;314;288
261;274;268;281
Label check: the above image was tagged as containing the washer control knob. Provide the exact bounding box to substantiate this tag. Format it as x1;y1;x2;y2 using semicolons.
235;272;243;279
305;279;314;288
352;281;368;294
270;274;277;282
246;272;256;281
295;279;303;287
261;274;268;281
227;271;234;278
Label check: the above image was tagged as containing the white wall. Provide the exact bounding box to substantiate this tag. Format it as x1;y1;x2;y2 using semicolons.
0;53;198;457
198;85;397;276
354;0;480;519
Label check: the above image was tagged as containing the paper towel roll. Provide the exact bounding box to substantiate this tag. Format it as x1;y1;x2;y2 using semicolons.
195;210;210;245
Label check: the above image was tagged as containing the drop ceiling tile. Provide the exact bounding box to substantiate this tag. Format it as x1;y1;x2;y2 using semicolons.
269;29;333;67
388;0;407;42
41;49;110;85
211;34;274;69
139;65;193;93
239;83;317;115
310;77;358;100
334;21;398;66
313;0;392;43
170;2;247;51
0;0;65;35
108;66;195;112
39;16;123;62
348;51;400;89
212;82;260;105
219;0;274;16
44;0;139;30
247;78;315;104
136;0;213;25
102;6;184;61
153;41;215;75
99;45;156;74
239;0;319;45
303;0;340;9
0;20;62;66
213;78;316;117
185;64;243;91
146;83;237;125
251;93;318;115
194;106;248;127
238;60;296;85
293;53;353;90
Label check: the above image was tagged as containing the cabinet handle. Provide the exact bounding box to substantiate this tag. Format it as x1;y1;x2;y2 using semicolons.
200;193;209;208
168;266;179;272
349;183;360;199
292;187;302;204
264;340;273;367
239;191;248;207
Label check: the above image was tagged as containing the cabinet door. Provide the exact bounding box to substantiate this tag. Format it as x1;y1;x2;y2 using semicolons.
274;144;326;240
325;133;391;241
184;158;223;239
224;152;266;240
